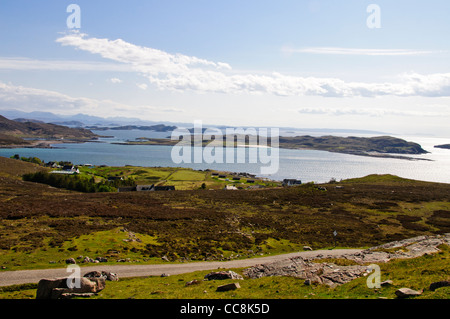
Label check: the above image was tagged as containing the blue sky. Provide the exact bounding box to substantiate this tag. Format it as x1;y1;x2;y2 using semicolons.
1;0;450;136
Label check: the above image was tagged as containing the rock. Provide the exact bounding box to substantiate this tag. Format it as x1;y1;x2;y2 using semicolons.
84;270;118;281
65;258;76;264
161;255;169;262
303;246;313;251
160;273;170;277
185;279;201;286
395;288;422;298
380;280;394;286
95;257;108;263
36;278;67;299
36;277;106;299
83;256;94;263
216;282;241;292
429;280;450;291
204;271;243;281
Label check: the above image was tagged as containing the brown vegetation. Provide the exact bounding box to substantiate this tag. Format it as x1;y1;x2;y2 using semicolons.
0;156;449;263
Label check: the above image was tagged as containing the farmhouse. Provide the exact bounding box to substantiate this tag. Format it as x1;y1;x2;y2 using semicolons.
50;165;79;175
282;179;302;186
118;185;176;192
154;186;175;191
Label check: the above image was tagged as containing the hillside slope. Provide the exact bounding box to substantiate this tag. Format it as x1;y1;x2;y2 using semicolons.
0;115;98;146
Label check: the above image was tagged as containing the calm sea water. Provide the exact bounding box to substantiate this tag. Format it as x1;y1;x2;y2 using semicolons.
1;129;449;184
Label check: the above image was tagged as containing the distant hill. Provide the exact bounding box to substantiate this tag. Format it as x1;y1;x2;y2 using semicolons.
89;124;177;132
434;144;450;150
0;115;98;147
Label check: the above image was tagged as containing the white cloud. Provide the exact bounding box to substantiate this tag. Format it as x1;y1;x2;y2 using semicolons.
136;83;148;90
0;81;180;117
281;46;442;56
109;77;123;84
0;57;132;72
55;32;450;98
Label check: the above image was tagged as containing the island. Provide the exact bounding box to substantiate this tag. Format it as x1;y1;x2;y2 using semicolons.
114;134;429;160
86;124;177;132
434;144;450;150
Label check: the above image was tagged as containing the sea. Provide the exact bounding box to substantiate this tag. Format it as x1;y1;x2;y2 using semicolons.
1;129;449;184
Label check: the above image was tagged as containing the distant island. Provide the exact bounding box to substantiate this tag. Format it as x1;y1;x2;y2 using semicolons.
115;134;430;160
434;144;450;150
86;124;177;132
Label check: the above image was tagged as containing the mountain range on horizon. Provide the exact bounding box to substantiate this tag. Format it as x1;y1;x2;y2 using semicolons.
0;110;388;135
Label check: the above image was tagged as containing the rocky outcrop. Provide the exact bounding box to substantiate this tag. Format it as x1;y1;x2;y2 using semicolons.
36;270;118;299
243;234;449;287
243;256;369;287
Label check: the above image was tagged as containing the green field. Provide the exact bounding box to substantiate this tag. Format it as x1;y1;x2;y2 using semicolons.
76;165;279;190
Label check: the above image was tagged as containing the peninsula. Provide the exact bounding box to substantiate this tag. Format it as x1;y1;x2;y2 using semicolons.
0;115;98;148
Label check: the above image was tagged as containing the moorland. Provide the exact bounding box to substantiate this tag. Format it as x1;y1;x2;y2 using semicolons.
0;156;449;299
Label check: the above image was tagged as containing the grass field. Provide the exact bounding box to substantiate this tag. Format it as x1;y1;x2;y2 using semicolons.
0;156;449;299
76;165;278;190
1;244;448;299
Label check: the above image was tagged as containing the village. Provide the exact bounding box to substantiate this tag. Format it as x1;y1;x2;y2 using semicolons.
21;156;295;192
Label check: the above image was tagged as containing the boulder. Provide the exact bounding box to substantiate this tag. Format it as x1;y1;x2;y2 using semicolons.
185;279;201;286
395;288;422;298
65;258;76;264
303;246;313;251
216;282;241;292
204;270;243;281
429;280;450;291
36;276;106;299
84;270;119;281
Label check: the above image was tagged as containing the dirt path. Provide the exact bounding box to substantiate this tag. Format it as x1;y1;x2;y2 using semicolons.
0;249;361;287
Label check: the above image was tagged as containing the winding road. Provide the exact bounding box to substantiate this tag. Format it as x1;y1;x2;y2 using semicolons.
0;249;361;287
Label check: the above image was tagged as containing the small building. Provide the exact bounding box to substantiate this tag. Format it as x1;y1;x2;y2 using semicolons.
154;186;175;191
282;179;302;187
246;179;255;183
232;177;241;181
118;186;137;192
51;165;79;175
218;175;226;178
136;185;154;191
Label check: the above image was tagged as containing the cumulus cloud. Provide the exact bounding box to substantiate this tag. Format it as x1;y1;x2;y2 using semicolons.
0;81;181;116
136;83;148;90
55;32;450;98
109;77;123;84
0;57;131;72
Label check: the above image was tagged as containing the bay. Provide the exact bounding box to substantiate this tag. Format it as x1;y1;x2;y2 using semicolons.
0;129;449;184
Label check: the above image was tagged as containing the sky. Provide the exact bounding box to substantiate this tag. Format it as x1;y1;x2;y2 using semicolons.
1;0;450;136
